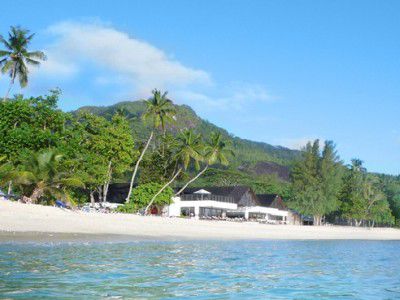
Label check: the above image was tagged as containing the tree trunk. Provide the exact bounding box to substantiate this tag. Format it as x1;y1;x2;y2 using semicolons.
3;66;15;102
125;131;154;203
90;190;95;205
161;129;166;156
103;161;112;202
30;187;43;203
313;215;322;226
7;181;12;195
145;168;181;214
97;186;103;202
175;165;209;196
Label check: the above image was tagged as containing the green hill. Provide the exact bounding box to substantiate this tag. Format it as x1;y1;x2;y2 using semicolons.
75;100;301;193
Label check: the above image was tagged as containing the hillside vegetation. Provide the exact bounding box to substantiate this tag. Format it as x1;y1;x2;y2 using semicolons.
76;100;300;182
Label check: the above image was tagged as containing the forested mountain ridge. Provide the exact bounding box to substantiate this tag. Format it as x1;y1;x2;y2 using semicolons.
75;100;301;181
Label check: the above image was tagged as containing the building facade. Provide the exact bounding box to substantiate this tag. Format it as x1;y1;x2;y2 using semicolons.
168;186;296;224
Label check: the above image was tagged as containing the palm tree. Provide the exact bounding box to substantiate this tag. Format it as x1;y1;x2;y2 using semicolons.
144;129;202;214
11;150;84;203
175;132;233;195
125;89;176;203
350;158;366;173
115;107;138;122
0;26;46;101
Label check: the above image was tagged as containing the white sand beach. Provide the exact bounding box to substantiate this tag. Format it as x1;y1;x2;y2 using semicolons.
1;200;400;241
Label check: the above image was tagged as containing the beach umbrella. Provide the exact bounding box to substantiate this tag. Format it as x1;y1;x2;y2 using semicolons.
194;189;211;200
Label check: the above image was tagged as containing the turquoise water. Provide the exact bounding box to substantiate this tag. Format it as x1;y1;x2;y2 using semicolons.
0;240;399;299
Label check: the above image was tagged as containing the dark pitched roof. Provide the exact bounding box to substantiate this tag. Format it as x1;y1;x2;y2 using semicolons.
256;194;278;207
256;194;287;210
181;186;251;204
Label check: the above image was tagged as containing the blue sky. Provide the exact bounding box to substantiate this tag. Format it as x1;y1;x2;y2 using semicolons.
1;0;399;174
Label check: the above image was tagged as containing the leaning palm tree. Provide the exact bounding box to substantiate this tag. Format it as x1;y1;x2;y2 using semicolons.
175;132;234;195
0;26;46;101
144;129;202;214
125;89;176;203
11;150;84;203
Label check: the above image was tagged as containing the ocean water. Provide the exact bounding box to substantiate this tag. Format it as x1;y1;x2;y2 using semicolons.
0;240;399;299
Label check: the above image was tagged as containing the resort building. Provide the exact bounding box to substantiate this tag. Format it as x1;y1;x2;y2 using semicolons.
168;186;296;224
256;194;302;225
168;186;257;219
106;183;302;224
230;194;289;223
167;189;238;219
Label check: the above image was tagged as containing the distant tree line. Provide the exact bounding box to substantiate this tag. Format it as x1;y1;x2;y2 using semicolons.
290;140;398;227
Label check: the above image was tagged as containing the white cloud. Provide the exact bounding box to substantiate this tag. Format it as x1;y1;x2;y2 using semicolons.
28;20;276;117
37;21;211;93
175;83;274;111
38;56;79;77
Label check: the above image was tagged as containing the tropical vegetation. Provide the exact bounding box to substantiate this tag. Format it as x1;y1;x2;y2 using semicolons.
0;25;399;227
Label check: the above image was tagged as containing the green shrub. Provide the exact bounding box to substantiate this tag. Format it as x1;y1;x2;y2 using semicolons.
117;182;174;213
116;202;138;213
132;182;173;207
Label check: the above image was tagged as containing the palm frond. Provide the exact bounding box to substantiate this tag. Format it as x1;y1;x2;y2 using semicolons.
25;57;40;66
0;26;45;89
1;60;14;74
12;171;36;185
17;62;28;87
0;50;11;57
0;35;12;50
0;58;8;67
58;177;85;188
26;50;46;60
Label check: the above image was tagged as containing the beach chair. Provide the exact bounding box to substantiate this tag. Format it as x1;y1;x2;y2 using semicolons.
55;200;68;209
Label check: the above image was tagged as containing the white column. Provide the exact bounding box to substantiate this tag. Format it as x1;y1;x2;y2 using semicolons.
194;205;200;219
244;209;249;220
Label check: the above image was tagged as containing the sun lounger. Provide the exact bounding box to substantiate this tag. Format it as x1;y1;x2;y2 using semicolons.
55;200;68;209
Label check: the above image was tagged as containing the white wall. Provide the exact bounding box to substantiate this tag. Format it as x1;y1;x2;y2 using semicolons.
167;197;289;222
167;196;237;218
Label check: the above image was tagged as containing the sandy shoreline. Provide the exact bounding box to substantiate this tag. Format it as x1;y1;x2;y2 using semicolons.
1;200;400;241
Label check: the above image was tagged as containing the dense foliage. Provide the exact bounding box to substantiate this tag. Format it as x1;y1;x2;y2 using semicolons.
77;99;298;203
290;140;343;225
117;183;174;213
290;141;396;226
8;150;84;204
0;90;399;226
76;101;301;168
0;92;134;205
339;161;394;226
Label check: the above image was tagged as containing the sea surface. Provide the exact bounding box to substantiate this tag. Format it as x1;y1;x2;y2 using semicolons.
0;239;399;299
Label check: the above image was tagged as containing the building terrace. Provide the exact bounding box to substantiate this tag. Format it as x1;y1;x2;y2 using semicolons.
168;186;301;224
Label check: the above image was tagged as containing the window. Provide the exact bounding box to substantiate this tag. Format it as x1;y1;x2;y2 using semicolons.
249;212;266;220
199;207;224;218
181;207;195;217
